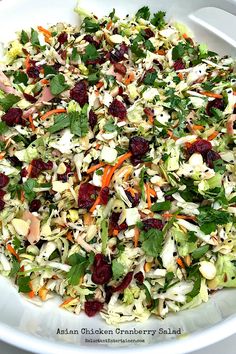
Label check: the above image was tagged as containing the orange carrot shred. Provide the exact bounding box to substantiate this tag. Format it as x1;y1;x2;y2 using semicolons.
7;244;20;262
176;257;185;269
37;26;51;37
0;152;6;160
40;78;49;85
124;72;135;85
87;162;106;174
106;21;113;30
104;152;132;188
208;131;219;141
182;33;189;39
41;108;67;121
156;49;165;55
102;165;110;187
133;227;140;248
89;196;101;213
60;297;74;307
191;124;205;131
113;229;119;236
199;91;223;99
28;114;35;131
145;183;152;209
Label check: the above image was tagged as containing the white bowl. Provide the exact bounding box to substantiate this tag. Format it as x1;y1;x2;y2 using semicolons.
0;0;236;353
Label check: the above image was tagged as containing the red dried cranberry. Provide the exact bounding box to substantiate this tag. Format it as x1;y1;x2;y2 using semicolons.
30;159;53;178
27;66;40;79
104;285;113;303
153;59;163;71
78;183;99;209
144;107;154;117
23;93;37;103
143;28;155;39
109;42;128;63
100;187;110;205
57;163;71;182
206;98;224;116
142;218;163;231
0;190;6;198
0;199;5;211
113;63;127;76
7;156;22;167
129;136;149;157
173;59;185;71
134;271;144;284
58;49;67;60
112;272;133;292
84;300;103;317
70;81;88;107
0;173;9;188
125;190;140;207
206;150;221;168
20;167;28;178
88;110;98;130
58;32;68;44
43;161;53;170
122;94;131;106
109;212;128;234
118;87;124;95
83;35;100;48
2;108;23;127
92;254;112;285
108;99;127;120
29;199;41;212
187;139;212;157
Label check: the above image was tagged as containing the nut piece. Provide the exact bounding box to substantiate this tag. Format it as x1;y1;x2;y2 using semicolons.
11;219;30;236
199;261;216;280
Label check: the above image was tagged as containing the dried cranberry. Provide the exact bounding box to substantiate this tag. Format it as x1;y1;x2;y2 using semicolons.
78;183;99;209
165;194;174;201
113;63;127;76
112;272;133;292
129;136;149;157
125;190;140;207
122;94;131;106
100;187;110;205
88;110;98;130
70;80;88;107
153;59;163;71
0;190;6;198
108;99;127;120
104;285;113;303
173;59;185;71
144;107;154;117
27;66;40;79
43;161;53;170
206;150;221;168
7;156;22;167
84;300;103;317
143;28;155;39
58;49;67;60
0;173;9;188
142;218;163;231
206;98;225;116
20;167;28;178
92;254;112;285
134;271;144;284
109;42;128;63
58;32;68;45
187;139;212;157
83;35;100;48
23;93;37;103
109;212;128;234
2;108;23;127
29;199;41;212
57;163;71;182
30;158;53;178
0;199;5;211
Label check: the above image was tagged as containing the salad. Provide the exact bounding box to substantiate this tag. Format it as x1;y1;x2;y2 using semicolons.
0;4;236;325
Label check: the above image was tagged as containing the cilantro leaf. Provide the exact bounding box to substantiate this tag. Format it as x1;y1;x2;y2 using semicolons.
187;266;201;299
172;43;185;60
140;228;164;257
197;206;232;234
50;74;69;95
87;71;100;85
43;65;57;76
143;71;157;85
67;253;89;285
9;259;20;278
69;104;89;137
83;18;100;33
20;30;29;45
144;39;155;52
151;200;171;212
136;6;151;20
192;245;210;260
0;94;20;112
7;183;22;199
112;260;124;280
31;28;40;47
23;178;38;202
104;119;117;132
82;44;99;63
17;276;31;293
48;113;70;134
71;48;80;62
13;71;28;85
139;167;148;201
0;121;9;134
151;11;166;29
131;34;145;58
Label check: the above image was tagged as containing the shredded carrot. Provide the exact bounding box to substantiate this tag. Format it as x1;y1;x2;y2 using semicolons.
113;229;119;236
156;49;165;55
41;108;67;121
28;290;35;298
96;81;104;89
20;190;25;202
89;196;101;213
6;244;20;262
167;130;178;141
149;187;156;197
104;152;132;187
95;143;101;150
127;187;136;197
182;33;189;39
66;231;74;243
208;131;219;141
102;165;110;187
60;297;74;307
37;26;51;43
87;162;106;174
28;163;32;176
162;213;196;221
124;72;135;85
133;227;140;248
28;114;35;131
40;78;49;85
145;183;152;209
0;152;6;160
25;54;31;70
176;257;185;269
177;72;184;80
191;124;205;131
106;20;113;30
148;114;154;124
199;91;223;99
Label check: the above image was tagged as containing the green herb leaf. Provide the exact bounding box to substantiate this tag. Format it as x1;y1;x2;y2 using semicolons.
82;44;99;63
139;167;148;201
31;28;40;47
23;178;38;202
68;253;86;266
67;253;89;286
101;219;108;255
69;104;89;137
0;121;9;134
140;228;164;257
192;245;210;260
131;34;145;58
112;260;124;279
9;259;20;277
20;30;29;45
83;18;100;33
48;113;70;134
87;71;100;85
43;65;57;76
50;74;69;95
151;11;166;29
143;71;157;85
17;276;31;293
7;183;22;199
109;8;116;19
151;200;171;212
13;71;28;85
0;94;20;112
96;169;103;175
187;266;201;299
188;231;197;243
197;206;232;234
136;6;151;20
172;43;185;60
144;40;155;52
104;119;117;132
71;48;80;62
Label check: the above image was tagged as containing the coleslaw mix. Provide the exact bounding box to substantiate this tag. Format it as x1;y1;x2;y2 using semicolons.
0;5;236;324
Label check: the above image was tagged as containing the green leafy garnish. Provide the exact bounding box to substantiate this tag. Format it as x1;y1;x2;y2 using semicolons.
17;276;31;293
172;43;186;60
31;28;40;47
9;259;20;277
151;200;171;212
69;104;89;137
192;245;210;260
48;113;70;134
0;121;9;134
23;179;39;202
13;71;28;85
143;71;157;85
187;266;201;300
87;71;100;85
197;206;232;234
20;30;29;45
136;6;150;20
71;48;80;62
50;74;69;95
67;252;94;286
82;44;99;63
83;18;100;33
151;11;166;29
0;94;20;112
140;228;164;257
112;260;124;279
